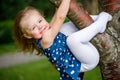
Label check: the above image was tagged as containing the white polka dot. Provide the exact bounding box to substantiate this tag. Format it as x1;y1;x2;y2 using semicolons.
63;70;65;72
71;70;75;74
65;60;68;62
48;53;50;56
60;77;62;80
68;52;70;55
52;60;54;62
56;52;58;54
73;57;75;60
57;68;60;71
59;48;62;50
54;57;56;60
62;74;64;77
66;75;69;78
60;52;62;55
48;48;50;50
71;64;74;67
45;53;47;55
78;77;81;80
69;58;71;60
56;49;58;51
58;40;61;43
61;64;63;66
53;50;55;53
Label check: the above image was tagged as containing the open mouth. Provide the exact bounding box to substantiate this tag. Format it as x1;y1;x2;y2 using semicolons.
40;26;47;34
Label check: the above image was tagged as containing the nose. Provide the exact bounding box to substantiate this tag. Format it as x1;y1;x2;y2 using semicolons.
37;24;42;30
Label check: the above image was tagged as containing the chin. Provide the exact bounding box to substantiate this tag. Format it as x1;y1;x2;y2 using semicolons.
34;36;42;39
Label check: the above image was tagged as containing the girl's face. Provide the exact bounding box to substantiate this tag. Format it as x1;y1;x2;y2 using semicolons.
21;10;49;39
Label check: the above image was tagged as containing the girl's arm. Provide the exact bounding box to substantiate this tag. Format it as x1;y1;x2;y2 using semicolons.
41;0;71;48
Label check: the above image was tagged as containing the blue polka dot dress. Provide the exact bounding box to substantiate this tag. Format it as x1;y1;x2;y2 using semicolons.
36;32;83;80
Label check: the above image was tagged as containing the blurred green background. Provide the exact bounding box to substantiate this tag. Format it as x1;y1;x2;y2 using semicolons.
0;0;102;80
0;0;55;54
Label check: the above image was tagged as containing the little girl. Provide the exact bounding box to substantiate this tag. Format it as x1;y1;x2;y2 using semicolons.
14;0;112;79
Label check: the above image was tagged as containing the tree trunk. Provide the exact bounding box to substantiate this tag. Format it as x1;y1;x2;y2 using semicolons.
97;0;120;80
49;0;94;29
79;0;120;79
81;0;99;14
49;0;120;80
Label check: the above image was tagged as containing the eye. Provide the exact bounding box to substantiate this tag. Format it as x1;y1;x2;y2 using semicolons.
39;19;42;23
32;25;37;30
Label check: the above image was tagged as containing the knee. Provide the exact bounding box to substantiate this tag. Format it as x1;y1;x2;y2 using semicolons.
81;55;99;72
81;63;99;72
67;33;79;46
87;63;98;71
86;56;99;71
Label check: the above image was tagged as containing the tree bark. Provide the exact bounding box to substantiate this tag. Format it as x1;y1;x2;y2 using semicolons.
49;0;120;80
49;0;94;29
81;0;99;14
97;0;120;80
79;0;120;79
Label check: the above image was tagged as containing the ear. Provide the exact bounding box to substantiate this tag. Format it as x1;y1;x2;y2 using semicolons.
23;34;32;39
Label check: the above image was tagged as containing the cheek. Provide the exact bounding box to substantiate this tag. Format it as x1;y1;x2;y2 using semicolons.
32;31;42;39
32;31;38;36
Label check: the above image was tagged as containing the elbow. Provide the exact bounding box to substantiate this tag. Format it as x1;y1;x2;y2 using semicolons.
59;16;65;20
57;16;65;22
56;13;66;21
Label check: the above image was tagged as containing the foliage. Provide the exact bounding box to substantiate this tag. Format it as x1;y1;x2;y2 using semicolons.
0;0;55;21
0;43;17;55
0;0;29;21
29;0;55;18
0;20;14;44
